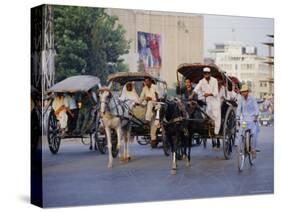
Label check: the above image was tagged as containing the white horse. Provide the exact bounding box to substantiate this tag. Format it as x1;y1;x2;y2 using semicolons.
98;86;132;168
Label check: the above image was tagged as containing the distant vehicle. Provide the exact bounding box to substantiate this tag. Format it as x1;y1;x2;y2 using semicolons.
259;111;273;126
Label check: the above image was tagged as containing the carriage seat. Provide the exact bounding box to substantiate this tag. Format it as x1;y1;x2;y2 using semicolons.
131;105;146;120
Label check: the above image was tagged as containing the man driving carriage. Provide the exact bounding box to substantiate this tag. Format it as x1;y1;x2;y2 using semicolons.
189;67;221;136
138;77;160;147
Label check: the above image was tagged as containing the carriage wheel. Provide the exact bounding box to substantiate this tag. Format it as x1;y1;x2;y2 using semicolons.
137;136;150;145
223;106;236;160
96;132;119;158
47;110;61;154
97;137;107;154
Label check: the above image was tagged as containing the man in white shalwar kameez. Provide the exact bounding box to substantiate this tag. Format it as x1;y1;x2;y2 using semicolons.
189;67;221;135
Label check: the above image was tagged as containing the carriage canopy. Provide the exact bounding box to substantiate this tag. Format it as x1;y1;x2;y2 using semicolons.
107;71;167;86
177;63;233;91
48;75;100;93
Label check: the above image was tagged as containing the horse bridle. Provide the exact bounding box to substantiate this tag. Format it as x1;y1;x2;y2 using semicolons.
99;89;121;117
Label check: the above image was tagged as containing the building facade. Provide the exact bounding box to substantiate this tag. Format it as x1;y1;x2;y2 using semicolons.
209;41;272;99
106;8;204;88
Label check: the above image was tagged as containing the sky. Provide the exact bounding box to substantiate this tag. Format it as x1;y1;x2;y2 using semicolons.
203;14;274;57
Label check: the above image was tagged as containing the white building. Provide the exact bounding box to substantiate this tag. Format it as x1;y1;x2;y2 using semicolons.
106;8;204;89
209;41;272;98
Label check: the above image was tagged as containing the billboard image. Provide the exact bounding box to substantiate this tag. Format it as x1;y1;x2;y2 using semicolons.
137;31;161;70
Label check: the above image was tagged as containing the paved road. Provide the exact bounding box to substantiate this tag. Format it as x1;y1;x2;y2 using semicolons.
42;126;274;207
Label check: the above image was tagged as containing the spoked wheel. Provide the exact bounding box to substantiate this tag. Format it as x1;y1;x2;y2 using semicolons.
237;136;245;172
97;136;107;154
81;136;91;145
137;136;150;145
223;106;236;160
248;134;255;166
47;110;61;154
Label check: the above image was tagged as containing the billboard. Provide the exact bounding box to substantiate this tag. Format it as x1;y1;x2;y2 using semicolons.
137;31;162;70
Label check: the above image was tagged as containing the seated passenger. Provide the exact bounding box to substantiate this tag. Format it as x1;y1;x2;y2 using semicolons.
64;92;78;132
52;93;68;136
119;82;140;106
74;90;96;135
176;78;198;116
176;78;196;101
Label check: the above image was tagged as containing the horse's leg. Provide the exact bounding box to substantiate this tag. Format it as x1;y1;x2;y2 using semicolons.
105;127;113;168
171;135;177;175
125;130;131;161
116;126;123;161
186;135;191;167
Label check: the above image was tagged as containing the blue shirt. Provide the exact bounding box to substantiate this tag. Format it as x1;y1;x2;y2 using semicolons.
236;94;259;122
64;95;77;110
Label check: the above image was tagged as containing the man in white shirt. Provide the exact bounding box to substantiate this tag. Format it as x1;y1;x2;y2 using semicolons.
189;67;221;135
139;77;159;148
139;77;159;122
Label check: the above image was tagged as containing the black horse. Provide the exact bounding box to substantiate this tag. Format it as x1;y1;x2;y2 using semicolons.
161;98;192;175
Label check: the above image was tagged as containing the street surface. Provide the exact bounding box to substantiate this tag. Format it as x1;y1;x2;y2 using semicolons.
42;126;274;207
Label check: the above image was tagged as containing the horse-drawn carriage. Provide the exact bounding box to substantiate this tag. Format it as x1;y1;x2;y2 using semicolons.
106;71;168;147
45;75;104;154
176;63;238;160
97;71;168;167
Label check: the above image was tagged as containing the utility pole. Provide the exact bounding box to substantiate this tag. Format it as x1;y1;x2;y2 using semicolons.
31;5;55;94
262;34;274;97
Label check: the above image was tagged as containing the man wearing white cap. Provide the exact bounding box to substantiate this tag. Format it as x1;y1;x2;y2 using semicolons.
189;67;221;135
236;84;260;157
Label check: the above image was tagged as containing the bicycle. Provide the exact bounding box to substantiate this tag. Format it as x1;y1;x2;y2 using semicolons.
237;120;256;172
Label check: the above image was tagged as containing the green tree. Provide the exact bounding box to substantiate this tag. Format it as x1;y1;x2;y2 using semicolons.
54;6;130;83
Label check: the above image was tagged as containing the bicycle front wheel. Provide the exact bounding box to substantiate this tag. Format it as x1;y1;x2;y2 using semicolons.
245;132;255;166
237;136;245;172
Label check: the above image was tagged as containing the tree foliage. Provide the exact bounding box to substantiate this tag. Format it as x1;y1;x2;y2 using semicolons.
54;6;130;83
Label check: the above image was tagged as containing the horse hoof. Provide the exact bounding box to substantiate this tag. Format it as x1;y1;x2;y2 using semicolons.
186;161;191;167
107;163;113;168
170;169;177;175
119;156;124;161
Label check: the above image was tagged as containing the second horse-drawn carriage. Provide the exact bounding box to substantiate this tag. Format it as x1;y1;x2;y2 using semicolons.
45;75;106;154
175;63;238;160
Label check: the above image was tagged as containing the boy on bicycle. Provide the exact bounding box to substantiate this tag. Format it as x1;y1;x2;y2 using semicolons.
236;84;260;158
